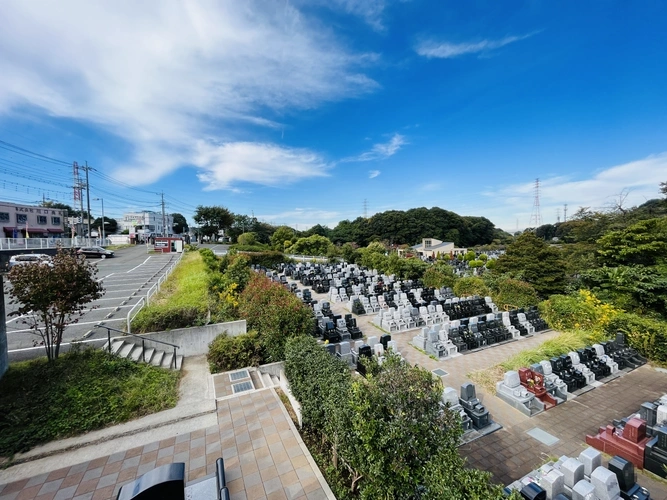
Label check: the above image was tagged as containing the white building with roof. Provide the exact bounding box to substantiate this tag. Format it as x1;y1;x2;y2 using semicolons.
399;237;467;259
120;211;174;237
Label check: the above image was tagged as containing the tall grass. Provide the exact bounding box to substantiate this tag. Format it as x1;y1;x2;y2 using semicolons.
132;251;212;332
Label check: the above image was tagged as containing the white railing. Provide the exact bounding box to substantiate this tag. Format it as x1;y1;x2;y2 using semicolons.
0;237;108;250
126;252;183;333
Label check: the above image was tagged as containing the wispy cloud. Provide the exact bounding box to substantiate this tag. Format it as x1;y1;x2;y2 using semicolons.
0;1;377;188
194;141;330;190
309;0;388;31
369;170;381;179
416;32;537;59
343;133;407;162
481;152;667;230
421;182;440;191
257;208;345;230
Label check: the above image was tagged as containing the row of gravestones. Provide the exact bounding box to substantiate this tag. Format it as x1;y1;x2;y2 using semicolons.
504;446;651;500
441;383;500;439
322;334;400;375
585;393;667;480
495;334;646;417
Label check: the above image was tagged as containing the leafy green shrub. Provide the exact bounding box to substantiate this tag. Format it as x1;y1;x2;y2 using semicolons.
463;250;476;261
198;247;220;272
185;243;198;252
453;277;489;297
207;331;264;373
606;312;667;363
468;259;484;268
0;348;179;456
232;243;270;252
539;290;618;333
485;258;497;269
241;251;290;268
237;232;257;246
239;274;314;362
492;278;539;310
132;305;206;332
423;266;456;289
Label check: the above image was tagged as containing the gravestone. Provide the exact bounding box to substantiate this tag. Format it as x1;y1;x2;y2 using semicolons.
459;383;490;429
590;466;621;500
496;370;545;417
579;447;602;478
608;456;650;500
644;425;667;479
572;480;595;500
540;469;565;499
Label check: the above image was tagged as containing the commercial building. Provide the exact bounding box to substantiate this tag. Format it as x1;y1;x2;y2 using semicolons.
399;237;467;259
120;211;174;238
0;201;66;238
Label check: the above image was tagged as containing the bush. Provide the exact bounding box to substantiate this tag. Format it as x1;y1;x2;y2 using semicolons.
232;243;269;252
453;277;489;297
0;348;179;456
539;290;618;333
131;305;206;332
606;313;667;363
492;278;539;310
468;259;484;268
423;266;456;289
236;232;257;246
238;274;314;362
207;331;264;373
240;251;290;268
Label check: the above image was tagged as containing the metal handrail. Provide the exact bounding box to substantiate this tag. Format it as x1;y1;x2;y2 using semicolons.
95;324;180;369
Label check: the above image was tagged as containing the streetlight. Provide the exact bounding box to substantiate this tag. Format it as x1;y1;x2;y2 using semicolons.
93;198;105;245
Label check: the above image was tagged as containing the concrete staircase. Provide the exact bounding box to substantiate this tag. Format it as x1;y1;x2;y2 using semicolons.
105;339;184;371
260;371;280;388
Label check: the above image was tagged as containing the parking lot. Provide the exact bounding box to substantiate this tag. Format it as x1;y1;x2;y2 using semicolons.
3;246;181;351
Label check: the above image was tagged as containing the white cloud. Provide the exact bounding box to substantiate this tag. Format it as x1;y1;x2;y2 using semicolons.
369;170;381;178
416;32;536;59
482;152;667;231
257;208;345;230
343;133;406;162
0;0;377;187
193;141;330;190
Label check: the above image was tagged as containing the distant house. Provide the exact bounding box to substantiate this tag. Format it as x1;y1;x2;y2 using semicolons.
399;238;467;259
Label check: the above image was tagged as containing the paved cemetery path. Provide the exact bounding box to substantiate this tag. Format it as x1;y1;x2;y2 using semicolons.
310;284;667;498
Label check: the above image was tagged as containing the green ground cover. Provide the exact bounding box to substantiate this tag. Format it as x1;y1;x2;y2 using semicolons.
0;349;180;458
131;251;212;332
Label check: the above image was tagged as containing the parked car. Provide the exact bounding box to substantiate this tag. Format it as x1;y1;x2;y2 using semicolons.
8;254;53;269
77;246;115;259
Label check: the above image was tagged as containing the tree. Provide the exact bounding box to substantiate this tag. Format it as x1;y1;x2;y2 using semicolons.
303;224;332;238
170;213;188;234
597;218;667;267
493;232;567;297
341;242;360;263
92;216;118;234
453;277;489;297
270;226;296;251
193;205;234;240
7;249;104;360
288;235;334;256
422;265;456;289
236;232;257;246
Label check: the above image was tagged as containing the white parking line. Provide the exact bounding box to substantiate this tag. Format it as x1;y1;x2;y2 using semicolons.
7;317;125;334
126;257;151;273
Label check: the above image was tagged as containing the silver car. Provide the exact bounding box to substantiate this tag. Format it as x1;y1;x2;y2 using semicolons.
8;253;53;269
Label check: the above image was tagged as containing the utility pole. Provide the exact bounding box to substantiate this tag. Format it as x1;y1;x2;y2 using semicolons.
363;199;368;219
161;192;166;237
84;161;92;243
563;203;568;222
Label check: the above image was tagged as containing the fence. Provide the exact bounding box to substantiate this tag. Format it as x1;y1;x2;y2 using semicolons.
0;237;107;250
126;252;183;333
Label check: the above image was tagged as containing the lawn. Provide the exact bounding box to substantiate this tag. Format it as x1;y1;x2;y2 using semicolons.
0;348;180;458
131;250;212;332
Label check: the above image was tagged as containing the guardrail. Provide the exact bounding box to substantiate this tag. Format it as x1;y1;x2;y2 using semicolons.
0;237;100;250
95;324;180;369
126;252;183;333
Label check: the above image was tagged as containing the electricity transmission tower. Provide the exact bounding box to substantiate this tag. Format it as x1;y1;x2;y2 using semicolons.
529;178;542;227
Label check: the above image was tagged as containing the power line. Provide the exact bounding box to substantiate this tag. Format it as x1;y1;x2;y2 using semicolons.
0;140;71;166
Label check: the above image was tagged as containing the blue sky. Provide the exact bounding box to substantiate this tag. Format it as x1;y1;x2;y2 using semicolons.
0;0;666;232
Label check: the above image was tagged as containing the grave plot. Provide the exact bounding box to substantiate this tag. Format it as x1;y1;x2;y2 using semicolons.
504;446;652;500
441;383;503;445
586;393;667;478
494;333;648;416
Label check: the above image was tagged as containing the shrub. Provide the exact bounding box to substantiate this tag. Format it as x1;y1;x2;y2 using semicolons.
423;266;456;289
606;313;667;363
199;247;220;272
241;251;290;268
539;290;619;333
207;331;264;373
453;277;489;297
492;278;539;310
131;305;206;332
238;274;314;362
236;232;257;246
468;259;484;268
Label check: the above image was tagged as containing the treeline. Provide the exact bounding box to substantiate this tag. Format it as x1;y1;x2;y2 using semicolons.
214;205;508;248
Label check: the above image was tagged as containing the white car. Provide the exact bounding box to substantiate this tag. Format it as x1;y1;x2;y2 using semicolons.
8;254;53;269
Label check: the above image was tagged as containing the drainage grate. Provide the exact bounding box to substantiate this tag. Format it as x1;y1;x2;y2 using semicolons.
432;368;449;377
229;370;250;381
526;427;559;446
231;381;254;394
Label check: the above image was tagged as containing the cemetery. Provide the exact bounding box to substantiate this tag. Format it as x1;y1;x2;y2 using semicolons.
504;446;652;500
493;332;648;417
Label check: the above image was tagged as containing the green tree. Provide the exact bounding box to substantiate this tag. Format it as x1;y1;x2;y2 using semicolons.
236;232;257;246
491;278;539;310
463;250;476;262
453;277;489;297
596;217;667;267
270;226;296;251
8;249;105;360
494;232;567;297
92;216;118;234
170;213;188;234
288;235;334;256
193;205;234;240
341;243;359;263
423;265;456;289
304;224;332;238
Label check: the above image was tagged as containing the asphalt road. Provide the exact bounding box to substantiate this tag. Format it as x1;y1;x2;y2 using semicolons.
3;245;181;351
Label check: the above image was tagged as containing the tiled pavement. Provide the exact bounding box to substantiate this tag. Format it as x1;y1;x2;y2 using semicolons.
0;389;333;500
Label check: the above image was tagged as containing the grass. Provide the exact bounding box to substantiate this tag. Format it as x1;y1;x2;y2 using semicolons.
131;251;212;332
468;328;609;394
105;244;133;250
0;348;180;460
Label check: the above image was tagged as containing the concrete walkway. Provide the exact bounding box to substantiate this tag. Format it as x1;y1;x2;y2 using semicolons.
0;355;335;500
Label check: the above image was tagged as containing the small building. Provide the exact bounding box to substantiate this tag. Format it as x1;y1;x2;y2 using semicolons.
399;238;467;259
120;211;174;238
0;201;66;238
